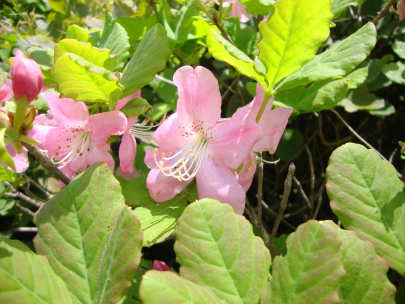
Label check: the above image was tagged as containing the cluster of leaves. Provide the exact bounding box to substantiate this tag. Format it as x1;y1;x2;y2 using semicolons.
1;0;405;303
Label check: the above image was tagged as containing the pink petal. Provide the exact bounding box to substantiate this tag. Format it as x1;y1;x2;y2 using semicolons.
236;152;256;193
116;90;141;111
67;156;88;174
86;142;115;171
0;79;12;103
60;165;75;180
44;93;89;129
3;143;29;173
153;113;196;151
145;148;191;202
125;116;138;133
208;103;263;169
399;0;405;21
153;260;170;271
34;113;58;127
87;111;127;147
231;1;253;22
173;66;221;133
253;106;292;153
196;157;246;214
29;125;69;154
119;133;136;174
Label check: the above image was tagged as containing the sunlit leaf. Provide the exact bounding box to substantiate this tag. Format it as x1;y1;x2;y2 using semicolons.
67;25;96;46
239;0;274;15
382;61;405;85
331;0;366;18
119;98;151;117
0;129;14;171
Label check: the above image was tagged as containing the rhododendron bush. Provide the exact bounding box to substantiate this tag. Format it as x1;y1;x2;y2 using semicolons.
1;0;405;303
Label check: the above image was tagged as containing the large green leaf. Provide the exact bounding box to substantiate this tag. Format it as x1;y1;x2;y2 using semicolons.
134;193;187;247
52;53;122;106
392;40;405;59
99;12;130;72
67;25;97;46
120;24;171;98
224;17;261;55
257;0;333;92
274;78;349;115
340;83;385;113
139;270;226;304
326;143;405;275
117;175;154;207
54;39;116;70
275;23;376;92
0;235;73;304
267;220;346;304
174;199;271;304
119;98;151;117
324;221;396;304
206;30;266;88
239;0;274;15
331;0;366;18
34;163;143;304
382;61;405;85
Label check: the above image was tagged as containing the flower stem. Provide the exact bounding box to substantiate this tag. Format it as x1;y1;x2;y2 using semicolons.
218;0;224;26
256;91;273;123
13;96;28;133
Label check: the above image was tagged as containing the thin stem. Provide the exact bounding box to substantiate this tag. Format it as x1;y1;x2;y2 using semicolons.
257;153;264;229
305;145;315;206
261;200;296;231
13;96;28;133
15;202;35;217
22;142;71;186
256;91;273;123
23;173;52;199
4;192;42;208
218;0;224;26
155;74;175;86
293;176;311;209
312;179;326;219
371;0;397;24
269;163;296;246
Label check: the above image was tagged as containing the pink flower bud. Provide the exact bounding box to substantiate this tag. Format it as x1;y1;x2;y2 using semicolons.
399;0;405;21
153;260;170;271
11;50;43;102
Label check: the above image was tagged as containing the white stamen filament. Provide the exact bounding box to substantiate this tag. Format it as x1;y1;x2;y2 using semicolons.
54;132;91;168
154;136;209;181
129;115;165;143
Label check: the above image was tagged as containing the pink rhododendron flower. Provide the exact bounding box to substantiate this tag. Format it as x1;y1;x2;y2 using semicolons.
399;0;405;21
0;143;29;173
153;260;170;271
30;93;127;179
145;66;263;214
0;79;12;103
236;151;256;192
11;50;43;102
223;0;253;22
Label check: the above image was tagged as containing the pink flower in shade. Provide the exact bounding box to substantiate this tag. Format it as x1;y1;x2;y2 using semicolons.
236;151;256;192
399;0;405;21
223;0;253;23
0;143;29;173
29;93;127;179
0;79;12;103
145;66;263;214
153;260;170;271
11;50;43;102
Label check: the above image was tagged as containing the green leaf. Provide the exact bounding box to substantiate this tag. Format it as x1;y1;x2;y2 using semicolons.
117;175;155;207
224;17;261;55
239;0;274;15
331;0;366;18
0;235;73;304
274;78;349;115
324;221;396;304
393;40;405;59
382;61;405;85
0;164;13;181
0;129;15;171
340;83;384;113
54;39;116;70
52;53;122;106
174;199;271;304
121;24;171;98
275;23;376;92
120;98;151;117
99;12;130;72
135;193;187;246
268;220;346;304
139;270;226;304
34;163;143;304
67;25;96;46
344;67;368;89
206;30;266;88
27;47;54;85
257;0;333;92
326;143;405;275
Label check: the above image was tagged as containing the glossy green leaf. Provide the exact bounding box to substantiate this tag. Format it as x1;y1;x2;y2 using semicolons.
206;30;266;88
54;39;116;70
34;163;143;304
99;12;130;72
382;61;405;85
121;24;171;98
268;220;346;304
0;235;73;304
134;193;187;247
340;83;384;113
392;40;405;59
274;78;349;115
325;221;396;304
331;0;366;18
275;23;376;92
257;0;333;91
326;143;405;275
120;98;151;117
224;17;260;55
67;25;96;46
175;199;271;304
0;164;13;181
52;53;122;105
239;0;274;15
139;270;226;304
0;129;15;171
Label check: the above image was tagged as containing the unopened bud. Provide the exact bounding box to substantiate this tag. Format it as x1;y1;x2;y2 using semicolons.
153;260;170;271
21;107;37;131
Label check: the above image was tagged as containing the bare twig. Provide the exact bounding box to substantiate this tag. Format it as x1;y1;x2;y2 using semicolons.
4;192;42;208
261;200;296;231
389;148;398;164
222;76;239;100
23;173;52;200
257;154;264;229
14;202;35;217
305;145;315;206
371;0;397;24
312;179;326;219
269;163;296;246
10;227;38;233
293;176;311;209
22;142;71;186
